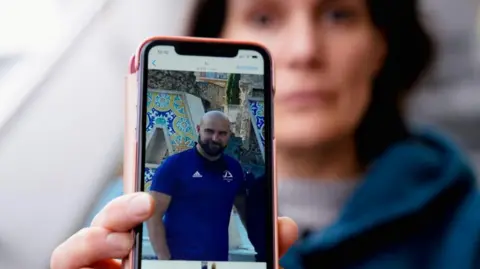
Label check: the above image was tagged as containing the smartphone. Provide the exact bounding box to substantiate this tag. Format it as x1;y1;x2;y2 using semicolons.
124;36;276;269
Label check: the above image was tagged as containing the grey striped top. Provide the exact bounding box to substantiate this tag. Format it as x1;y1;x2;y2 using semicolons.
278;179;359;235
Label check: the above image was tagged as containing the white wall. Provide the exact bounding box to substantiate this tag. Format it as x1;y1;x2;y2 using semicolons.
226;105;241;124
186;92;206;131
0;0;197;268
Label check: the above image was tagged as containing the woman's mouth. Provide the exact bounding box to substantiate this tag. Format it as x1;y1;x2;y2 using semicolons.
276;90;338;108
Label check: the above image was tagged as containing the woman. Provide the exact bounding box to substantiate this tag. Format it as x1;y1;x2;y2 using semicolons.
51;0;480;268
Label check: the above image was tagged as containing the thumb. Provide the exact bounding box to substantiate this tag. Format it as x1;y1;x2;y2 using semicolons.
278;216;298;257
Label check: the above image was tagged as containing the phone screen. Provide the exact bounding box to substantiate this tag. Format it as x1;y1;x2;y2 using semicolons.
135;41;274;269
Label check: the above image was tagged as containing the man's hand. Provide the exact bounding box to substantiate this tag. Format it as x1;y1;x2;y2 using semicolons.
50;192;298;269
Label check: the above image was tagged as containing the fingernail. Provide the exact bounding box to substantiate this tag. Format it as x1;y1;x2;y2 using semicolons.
107;233;133;251
129;193;151;218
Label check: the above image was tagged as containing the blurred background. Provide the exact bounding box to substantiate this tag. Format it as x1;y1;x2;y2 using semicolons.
0;0;478;268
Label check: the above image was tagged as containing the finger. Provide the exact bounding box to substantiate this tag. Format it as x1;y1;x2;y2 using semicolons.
51;227;132;269
91;259;121;269
91;192;154;231
278;216;299;257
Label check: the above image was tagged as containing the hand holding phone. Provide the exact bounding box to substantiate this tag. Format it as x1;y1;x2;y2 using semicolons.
49;36;299;269
49;198;298;269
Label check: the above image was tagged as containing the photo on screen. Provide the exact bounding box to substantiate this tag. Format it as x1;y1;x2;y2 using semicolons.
141;68;268;269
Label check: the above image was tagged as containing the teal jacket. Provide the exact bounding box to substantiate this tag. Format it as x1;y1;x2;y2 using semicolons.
280;131;480;269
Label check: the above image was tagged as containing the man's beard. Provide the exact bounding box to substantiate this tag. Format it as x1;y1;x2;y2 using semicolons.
198;137;226;157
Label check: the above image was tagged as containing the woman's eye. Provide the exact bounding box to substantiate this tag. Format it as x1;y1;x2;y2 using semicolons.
325;9;354;22
250;13;275;27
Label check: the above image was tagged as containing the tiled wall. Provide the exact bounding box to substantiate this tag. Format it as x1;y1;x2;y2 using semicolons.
248;99;265;157
144;90;198;190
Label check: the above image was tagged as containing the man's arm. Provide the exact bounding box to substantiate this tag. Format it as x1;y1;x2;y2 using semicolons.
234;194;247;227
146;157;177;260
234;170;253;227
147;191;171;260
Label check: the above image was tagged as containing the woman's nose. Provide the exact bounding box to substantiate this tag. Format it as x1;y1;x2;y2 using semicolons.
281;16;324;70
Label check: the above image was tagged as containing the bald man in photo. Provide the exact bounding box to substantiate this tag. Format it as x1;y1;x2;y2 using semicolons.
147;111;247;262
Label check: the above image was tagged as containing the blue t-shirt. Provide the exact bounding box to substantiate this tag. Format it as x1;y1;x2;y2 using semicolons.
150;147;246;261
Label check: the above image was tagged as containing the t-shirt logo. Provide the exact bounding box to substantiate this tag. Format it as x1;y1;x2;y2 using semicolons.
222;170;233;182
192;171;203;178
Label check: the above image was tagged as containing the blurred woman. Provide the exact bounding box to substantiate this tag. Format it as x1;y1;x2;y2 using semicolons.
51;0;480;268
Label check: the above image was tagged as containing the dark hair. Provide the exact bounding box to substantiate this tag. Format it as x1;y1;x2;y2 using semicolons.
188;0;435;166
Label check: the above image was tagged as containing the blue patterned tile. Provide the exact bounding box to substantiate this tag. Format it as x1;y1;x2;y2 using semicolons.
248;100;265;149
144;91;198;188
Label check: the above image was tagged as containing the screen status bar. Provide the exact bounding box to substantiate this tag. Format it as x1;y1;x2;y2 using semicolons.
148;46;264;75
